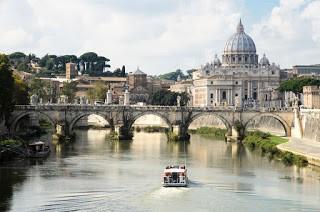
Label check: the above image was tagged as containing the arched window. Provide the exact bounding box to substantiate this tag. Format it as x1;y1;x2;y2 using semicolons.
253;92;257;100
222;91;227;100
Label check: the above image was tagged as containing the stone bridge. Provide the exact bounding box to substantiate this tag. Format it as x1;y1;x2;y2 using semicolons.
9;105;295;141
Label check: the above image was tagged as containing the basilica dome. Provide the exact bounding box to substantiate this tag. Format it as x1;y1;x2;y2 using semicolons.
224;20;256;54
222;20;258;67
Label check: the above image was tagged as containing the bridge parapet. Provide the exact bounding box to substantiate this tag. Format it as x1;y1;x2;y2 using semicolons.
11;104;296;141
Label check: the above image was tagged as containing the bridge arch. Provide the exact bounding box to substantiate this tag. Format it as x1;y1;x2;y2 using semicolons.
244;113;291;137
186;112;232;136
128;111;172;130
10;111;56;134
69;112;112;134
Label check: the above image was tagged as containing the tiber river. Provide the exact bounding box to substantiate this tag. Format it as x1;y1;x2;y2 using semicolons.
1;130;320;212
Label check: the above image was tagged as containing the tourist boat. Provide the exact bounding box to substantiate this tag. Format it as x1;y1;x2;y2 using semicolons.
27;141;50;158
162;165;188;187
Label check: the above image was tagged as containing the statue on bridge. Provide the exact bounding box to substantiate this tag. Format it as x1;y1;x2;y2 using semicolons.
177;95;181;107
30;94;39;105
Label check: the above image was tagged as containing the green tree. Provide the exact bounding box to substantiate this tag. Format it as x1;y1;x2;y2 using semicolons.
87;81;107;102
29;78;50;102
13;74;29;105
17;61;30;72
279;78;320;94
0;54;14;126
61;81;78;103
151;90;190;106
179;92;190;106
158;69;187;81
8;52;26;60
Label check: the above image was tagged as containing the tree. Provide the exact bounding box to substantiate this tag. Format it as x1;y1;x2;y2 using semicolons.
13;74;29;105
151;90;190;106
158;69;187;81
8;52;26;60
61;81;78;103
179;92;190;106
87;81;107;102
0;54;14;127
121;65;126;77
279;77;320;94
29;78;50;102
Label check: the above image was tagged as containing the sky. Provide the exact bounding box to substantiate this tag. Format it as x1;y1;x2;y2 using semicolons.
0;0;319;75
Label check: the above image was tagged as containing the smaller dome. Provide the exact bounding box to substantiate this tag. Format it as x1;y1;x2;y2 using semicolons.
213;54;221;66
260;54;270;66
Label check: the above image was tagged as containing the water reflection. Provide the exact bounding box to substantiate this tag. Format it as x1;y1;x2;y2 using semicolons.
1;130;320;212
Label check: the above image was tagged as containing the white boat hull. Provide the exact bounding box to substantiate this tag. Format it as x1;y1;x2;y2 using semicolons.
162;182;188;187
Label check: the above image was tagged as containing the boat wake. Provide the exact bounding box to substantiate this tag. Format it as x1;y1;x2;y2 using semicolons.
149;186;189;199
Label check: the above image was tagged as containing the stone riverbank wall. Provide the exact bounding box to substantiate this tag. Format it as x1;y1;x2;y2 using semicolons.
300;109;320;142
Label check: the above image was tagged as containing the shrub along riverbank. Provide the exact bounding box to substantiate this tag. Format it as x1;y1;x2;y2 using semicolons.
244;131;308;167
189;127;227;139
0;139;26;162
134;126;168;133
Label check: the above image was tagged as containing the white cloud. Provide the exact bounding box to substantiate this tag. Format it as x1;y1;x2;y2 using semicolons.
251;0;320;68
0;0;319;74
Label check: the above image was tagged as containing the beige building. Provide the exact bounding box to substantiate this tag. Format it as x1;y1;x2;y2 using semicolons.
170;80;193;93
303;86;320;109
66;62;78;79
192;20;281;107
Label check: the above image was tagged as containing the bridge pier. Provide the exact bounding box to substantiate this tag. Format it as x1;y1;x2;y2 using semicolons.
53;123;74;143
226;126;243;142
170;125;190;141
115;125;133;141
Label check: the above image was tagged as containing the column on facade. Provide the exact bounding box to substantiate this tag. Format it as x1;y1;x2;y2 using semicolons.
227;90;231;105
257;82;260;101
247;81;251;99
215;89;218;106
230;89;234;105
217;89;220;105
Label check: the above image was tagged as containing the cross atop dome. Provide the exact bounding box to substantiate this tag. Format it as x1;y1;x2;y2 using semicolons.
237;19;244;33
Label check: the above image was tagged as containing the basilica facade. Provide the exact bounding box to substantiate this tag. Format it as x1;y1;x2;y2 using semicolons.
192;20;281;107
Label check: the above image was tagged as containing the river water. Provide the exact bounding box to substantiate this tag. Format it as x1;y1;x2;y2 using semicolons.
1;130;320;212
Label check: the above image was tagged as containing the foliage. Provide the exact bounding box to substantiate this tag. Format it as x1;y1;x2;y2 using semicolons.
8;51;122;77
244;131;307;167
61;81;78;103
87;81;107;102
13;74;29;105
158;69;188;81
278;77;320;94
142;126;168;133
9;52;26;60
29;78;50;102
0;139;22;147
0;54;15;126
79;52;110;76
189;127;227;139
151;89;190;106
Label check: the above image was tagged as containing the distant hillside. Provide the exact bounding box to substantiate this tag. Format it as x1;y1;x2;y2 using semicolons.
158;69;195;81
7;51;126;78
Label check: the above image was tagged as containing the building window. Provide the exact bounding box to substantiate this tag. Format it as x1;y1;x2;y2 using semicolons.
235;81;238;85
222;91;227;100
211;81;213;84
235;93;238;97
245;95;248;100
253;92;257;100
210;94;214;98
272;71;275;75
